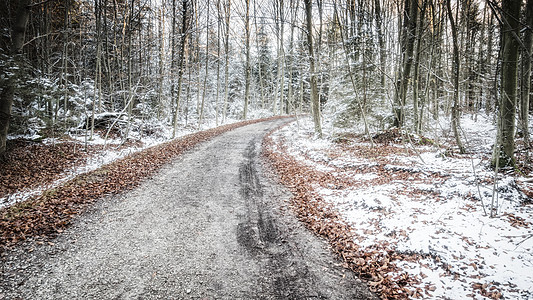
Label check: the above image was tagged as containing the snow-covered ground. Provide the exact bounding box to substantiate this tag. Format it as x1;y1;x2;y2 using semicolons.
1;117;244;210
270;115;532;299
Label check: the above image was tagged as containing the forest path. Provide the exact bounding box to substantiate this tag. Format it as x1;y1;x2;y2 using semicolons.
1;119;375;299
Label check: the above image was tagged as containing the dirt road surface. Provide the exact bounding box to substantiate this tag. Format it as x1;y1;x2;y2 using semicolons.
1;119;376;299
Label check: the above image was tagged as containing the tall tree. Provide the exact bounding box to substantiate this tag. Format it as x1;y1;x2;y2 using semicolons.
243;0;251;120
0;0;31;155
374;0;386;91
493;0;522;167
304;0;322;137
273;0;285;115
520;0;532;160
172;0;190;138
446;0;465;153
222;0;231;123
393;0;419;128
412;0;426;134
199;0;210;127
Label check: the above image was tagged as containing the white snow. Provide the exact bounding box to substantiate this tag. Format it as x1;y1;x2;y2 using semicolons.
1;118;244;210
271;115;533;299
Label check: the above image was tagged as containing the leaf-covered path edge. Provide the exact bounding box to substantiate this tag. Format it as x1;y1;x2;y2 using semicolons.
0;116;289;252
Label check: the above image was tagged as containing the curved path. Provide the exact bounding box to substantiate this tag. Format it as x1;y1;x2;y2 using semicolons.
1;119;376;299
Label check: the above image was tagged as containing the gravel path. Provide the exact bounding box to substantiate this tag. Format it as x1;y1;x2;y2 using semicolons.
1;119;376;299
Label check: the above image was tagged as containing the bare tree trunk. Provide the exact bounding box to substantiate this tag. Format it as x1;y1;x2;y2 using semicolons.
488;11;497;113
170;0;178;131
92;0;102;140
172;0;190;138
0;0;31;155
222;0;231;123
304;0;322;137
253;1;266;109
286;0;299;115
199;1;210;127
520;0;532;161
413;1;425;134
374;0;386;92
125;0;135;140
215;0;222;126
393;0;418;128
185;49;192;126
157;6;165;119
278;0;286;115
492;0;521;167
61;0;70;127
194;8;201;118
243;0;251;120
431;0;445;120
446;0;465;153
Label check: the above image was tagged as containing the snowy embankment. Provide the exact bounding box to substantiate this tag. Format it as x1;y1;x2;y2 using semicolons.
1;117;243;210
269;115;532;299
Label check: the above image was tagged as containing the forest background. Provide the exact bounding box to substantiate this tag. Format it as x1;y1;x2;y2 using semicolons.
0;0;532;169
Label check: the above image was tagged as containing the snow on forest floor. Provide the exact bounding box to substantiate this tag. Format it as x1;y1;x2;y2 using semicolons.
270;115;533;299
0;117;242;210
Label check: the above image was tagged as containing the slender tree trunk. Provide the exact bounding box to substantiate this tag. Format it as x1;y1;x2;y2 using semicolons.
253;1;266;109
194;9;200;117
124;0;135;140
393;0;418;128
172;0;189;138
304;0;322;137
492;0;521;167
286;0;298;115
374;0;386;92
215;0;222;126
520;0;532;160
199;2;210;127
92;0;103;140
222;0;231;123
413;1;425;134
186;50;192;126
61;0;70;127
486;7;496;112
272;1;280;115
243;0;251;120
276;0;286;115
446;0;465;153
0;0;31;155
158;6;165;119
432;1;444;120
170;0;178;131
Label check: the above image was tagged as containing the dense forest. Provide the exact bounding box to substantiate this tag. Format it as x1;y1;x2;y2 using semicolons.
0;0;532;169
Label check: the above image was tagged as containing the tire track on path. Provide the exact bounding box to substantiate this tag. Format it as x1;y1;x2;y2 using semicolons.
1;118;375;299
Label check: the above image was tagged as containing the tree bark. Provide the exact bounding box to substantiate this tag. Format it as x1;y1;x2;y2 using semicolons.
0;0;31;155
393;0;418;128
304;0;322;137
199;1;210;127
172;0;189;138
158;6;165;119
492;0;521;167
243;0;251;120
215;0;222;126
520;0;532;160
413;0;425;134
253;2;266;110
222;0;231;123
446;0;465;153
374;0;386;92
275;0;285;115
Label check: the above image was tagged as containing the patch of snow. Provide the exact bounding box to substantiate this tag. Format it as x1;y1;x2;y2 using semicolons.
272;116;533;299
1;118;245;210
